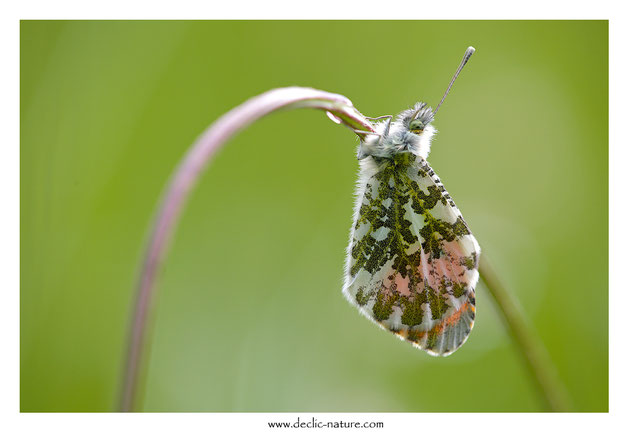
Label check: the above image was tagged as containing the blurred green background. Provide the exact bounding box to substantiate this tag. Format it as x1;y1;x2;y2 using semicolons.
20;21;608;412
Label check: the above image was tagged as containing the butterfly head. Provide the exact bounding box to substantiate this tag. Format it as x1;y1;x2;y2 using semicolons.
404;102;435;134
358;102;437;161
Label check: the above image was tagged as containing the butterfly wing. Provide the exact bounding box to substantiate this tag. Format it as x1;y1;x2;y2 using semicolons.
343;154;480;356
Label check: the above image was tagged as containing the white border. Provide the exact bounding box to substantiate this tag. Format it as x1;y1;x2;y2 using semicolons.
4;1;624;432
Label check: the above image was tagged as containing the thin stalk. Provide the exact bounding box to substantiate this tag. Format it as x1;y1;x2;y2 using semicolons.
479;255;572;411
119;86;570;412
118;87;375;412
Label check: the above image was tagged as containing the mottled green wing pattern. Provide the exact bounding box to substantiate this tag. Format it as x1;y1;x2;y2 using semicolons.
343;153;480;356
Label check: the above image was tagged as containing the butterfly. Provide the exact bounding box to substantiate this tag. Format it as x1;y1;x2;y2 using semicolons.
343;47;480;356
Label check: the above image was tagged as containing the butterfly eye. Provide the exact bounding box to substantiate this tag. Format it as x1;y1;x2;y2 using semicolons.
409;119;425;134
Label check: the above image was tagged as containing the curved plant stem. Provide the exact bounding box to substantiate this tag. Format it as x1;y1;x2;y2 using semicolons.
479;255;572;411
119;87;375;412
119;86;570;412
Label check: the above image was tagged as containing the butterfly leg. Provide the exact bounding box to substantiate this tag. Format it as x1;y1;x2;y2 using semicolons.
353;130;381;137
378;117;392;145
365;115;393;121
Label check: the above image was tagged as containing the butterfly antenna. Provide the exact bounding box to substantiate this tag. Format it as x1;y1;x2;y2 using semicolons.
433;46;475;116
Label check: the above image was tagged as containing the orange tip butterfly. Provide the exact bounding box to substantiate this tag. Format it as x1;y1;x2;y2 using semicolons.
343;47;480;356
